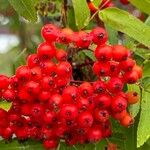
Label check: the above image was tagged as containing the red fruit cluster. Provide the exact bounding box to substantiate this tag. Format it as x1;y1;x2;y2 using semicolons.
0;24;142;150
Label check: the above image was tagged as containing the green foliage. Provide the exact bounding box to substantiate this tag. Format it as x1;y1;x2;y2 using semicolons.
0;101;11;111
137;91;150;147
8;0;38;22
93;0;102;7
0;139;44;150
72;0;90;30
99;8;150;47
129;0;150;15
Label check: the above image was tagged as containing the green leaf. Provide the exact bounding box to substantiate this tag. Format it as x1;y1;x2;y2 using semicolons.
0;139;44;150
93;0;102;7
105;24;118;44
8;0;38;22
143;61;150;77
128;84;141;118
129;0;150;15
72;0;90;30
99;8;150;47
137;91;150;147
135;48;150;60
141;77;150;93
145;16;150;26
0;101;11;111
82;50;96;61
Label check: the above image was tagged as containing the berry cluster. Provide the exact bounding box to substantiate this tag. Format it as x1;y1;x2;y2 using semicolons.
0;24;142;149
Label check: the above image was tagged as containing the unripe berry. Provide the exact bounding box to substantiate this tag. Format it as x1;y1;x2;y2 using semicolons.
133;65;142;78
120;113;134;127
126;91;140;104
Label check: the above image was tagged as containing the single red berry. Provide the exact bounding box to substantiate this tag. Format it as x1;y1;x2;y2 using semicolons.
111;109;127;120
95;45;112;61
109;61;120;76
87;127;102;142
94;109;109;122
2;126;13;139
124;70;139;84
27;54;39;68
0;75;9;90
91;27;108;45
37;42;56;60
62;86;79;103
126;91;140;104
78;82;93;98
2;89;15;101
31;104;44;118
15;127;28;140
21;104;32;116
41;76;55;91
74;31;92;48
93;61;110;76
43;111;55;124
25;81;40;95
0;108;7;118
41;24;59;42
57;28;73;44
49;94;63;110
60;104;78;120
39;91;51;102
30;67;42;81
56;49;68;61
56;61;72;77
112;45;129;61
95;94;111;109
78;112;93;128
93;80;106;94
120;113;134;127
40;61;56;76
111;96;127;112
120;58;135;72
43;140;58;149
107;77;124;93
10;76;19;89
16;65;31;82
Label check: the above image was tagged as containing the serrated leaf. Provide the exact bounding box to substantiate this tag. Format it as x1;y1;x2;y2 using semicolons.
0;139;44;150
141;77;150;93
72;0;90;30
99;8;150;47
82;50;96;61
137;91;150;147
8;0;38;22
129;0;150;15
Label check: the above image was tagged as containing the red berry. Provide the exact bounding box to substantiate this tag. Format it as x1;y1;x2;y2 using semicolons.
107;77;124;93
93;80;106;94
0;75;9;90
31;104;44;118
78;82;93;98
16;65;31;82
96;94;111;109
56;49;67;61
41;24;59;42
112;45;129;61
87;127;102;142
27;54;39;68
120;113;134;127
43;111;55;124
94;109;109;122
111;96;127;112
95;45;112;61
78;112;93;128
37;42;56;60
2;89;15;101
39;91;51;102
30;67;42;81
60;104;78;120
2;126;13;139
91;27;108;45
43;139;58;149
133;65;142;79
120;0;129;5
